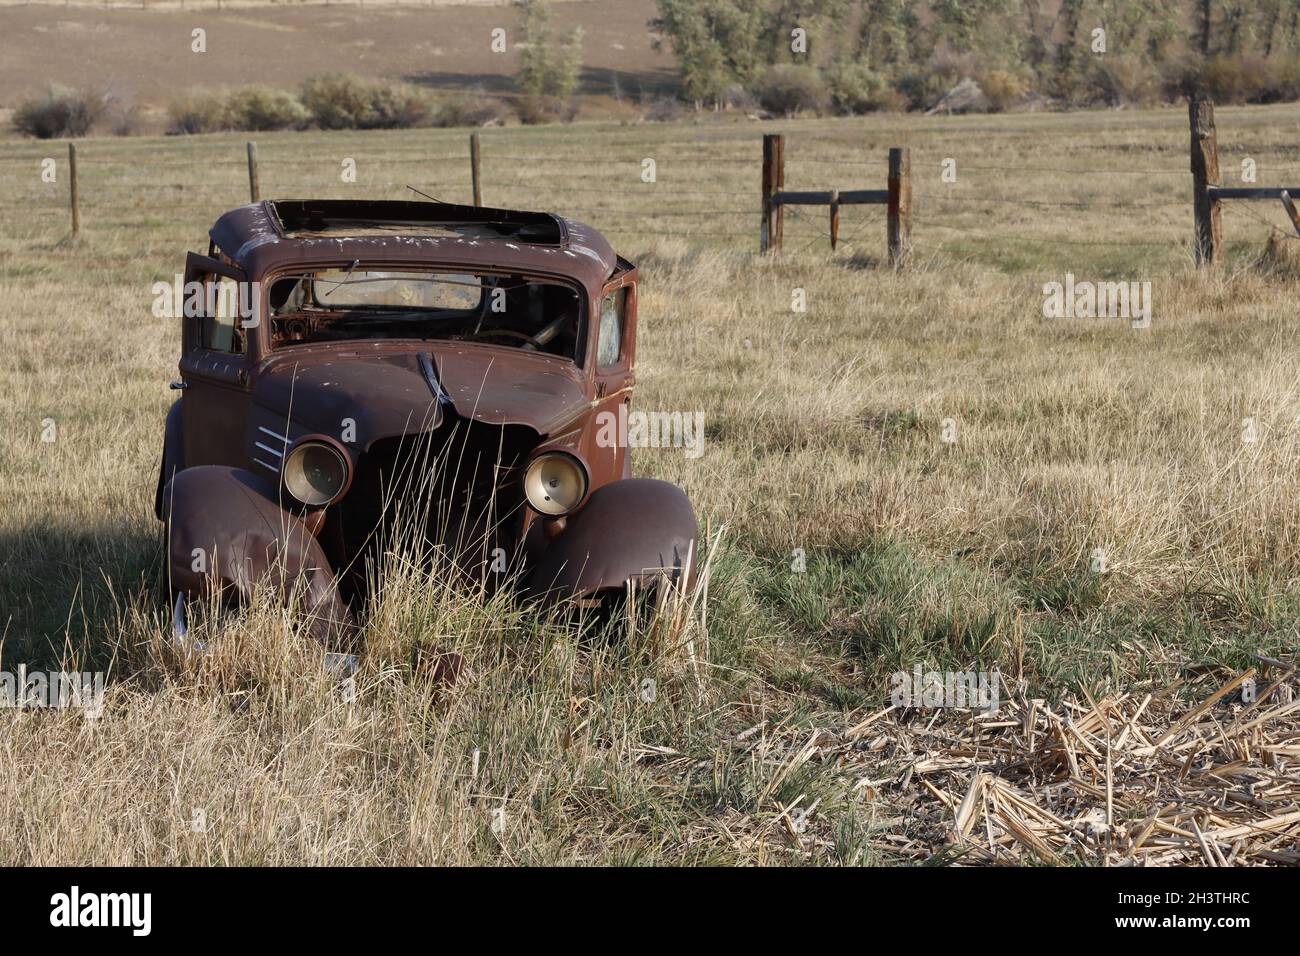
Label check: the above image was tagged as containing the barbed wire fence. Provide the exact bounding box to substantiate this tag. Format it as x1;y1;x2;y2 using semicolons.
3;98;1297;262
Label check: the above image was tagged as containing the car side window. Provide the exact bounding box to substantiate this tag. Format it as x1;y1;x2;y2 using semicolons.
597;287;625;369
201;275;245;354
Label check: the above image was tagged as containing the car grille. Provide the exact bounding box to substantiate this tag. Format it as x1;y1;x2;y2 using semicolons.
323;421;536;603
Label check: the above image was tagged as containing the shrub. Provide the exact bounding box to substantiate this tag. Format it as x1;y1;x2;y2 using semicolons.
1158;53;1198;101
642;95;685;122
300;73;432;130
299;74;368;129
1262;56;1300;102
720;84;760;112
1257;230;1300;275
1167;53;1300;105
980;69;1028;112
825;62;902;114
167;90;231;134
435;93;503;128
11;85;109;138
108;104;143;137
754;64;827;117
514;94;577;125
1087;56;1157;108
1211;54;1271;103
895;71;940;111
365;80;434;129
898;49;986;110
227;86;308;131
515;0;584;100
928;47;982;86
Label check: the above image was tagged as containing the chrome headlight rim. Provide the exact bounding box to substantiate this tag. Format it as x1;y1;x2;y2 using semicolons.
282;437;351;508
523;450;589;517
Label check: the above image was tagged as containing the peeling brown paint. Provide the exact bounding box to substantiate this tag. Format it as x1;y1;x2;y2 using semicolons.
160;200;696;644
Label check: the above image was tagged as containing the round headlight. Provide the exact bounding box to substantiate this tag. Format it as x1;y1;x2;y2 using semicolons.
283;441;349;507
524;452;588;516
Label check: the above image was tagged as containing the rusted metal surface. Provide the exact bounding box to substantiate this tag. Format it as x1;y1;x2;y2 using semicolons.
159;199;697;643
209;199;618;301
521;479;698;600
162;466;356;647
251;344;590;446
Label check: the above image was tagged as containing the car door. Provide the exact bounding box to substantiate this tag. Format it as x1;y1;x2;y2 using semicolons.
590;277;637;480
177;252;254;469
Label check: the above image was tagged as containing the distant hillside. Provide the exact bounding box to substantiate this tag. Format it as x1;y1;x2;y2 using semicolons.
0;0;673;119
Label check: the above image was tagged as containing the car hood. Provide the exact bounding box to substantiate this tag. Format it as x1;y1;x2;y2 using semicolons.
253;344;590;446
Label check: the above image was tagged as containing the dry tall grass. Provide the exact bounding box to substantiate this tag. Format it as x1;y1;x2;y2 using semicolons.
2;107;1300;863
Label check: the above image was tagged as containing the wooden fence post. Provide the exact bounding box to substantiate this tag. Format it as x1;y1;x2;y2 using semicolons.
887;146;911;268
246;141;260;203
470;132;482;207
1190;98;1221;266
761;133;784;254
1281;190;1300;237
68;142;80;238
829;189;840;250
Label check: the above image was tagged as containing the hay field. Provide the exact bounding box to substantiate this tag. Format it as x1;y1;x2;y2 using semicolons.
2;106;1300;864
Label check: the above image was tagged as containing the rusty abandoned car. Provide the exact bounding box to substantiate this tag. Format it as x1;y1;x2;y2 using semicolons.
156;199;698;644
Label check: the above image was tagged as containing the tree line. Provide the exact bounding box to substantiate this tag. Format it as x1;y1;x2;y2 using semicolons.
648;0;1300;113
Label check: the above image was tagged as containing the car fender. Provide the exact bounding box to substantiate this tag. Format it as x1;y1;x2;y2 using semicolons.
154;399;185;521
523;478;697;600
161;465;355;646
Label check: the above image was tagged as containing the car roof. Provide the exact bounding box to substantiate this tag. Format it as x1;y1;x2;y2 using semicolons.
209;199;621;295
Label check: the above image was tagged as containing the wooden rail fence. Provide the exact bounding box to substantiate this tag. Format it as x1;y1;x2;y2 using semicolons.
53;107;1292;267
1190;97;1300;265
759;133;912;266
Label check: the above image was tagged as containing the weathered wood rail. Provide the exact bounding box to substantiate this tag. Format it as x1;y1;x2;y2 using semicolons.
1190;97;1300;265
760;133;912;266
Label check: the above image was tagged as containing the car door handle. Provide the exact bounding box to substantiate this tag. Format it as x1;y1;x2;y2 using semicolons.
169;380;187;390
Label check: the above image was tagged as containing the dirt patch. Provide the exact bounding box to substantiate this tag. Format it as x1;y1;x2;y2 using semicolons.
0;1;675;116
855;666;1300;864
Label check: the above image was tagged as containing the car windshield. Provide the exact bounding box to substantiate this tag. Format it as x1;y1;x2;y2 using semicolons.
266;268;584;361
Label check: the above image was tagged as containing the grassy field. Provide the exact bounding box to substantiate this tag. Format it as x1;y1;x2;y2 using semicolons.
2;105;1300;864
